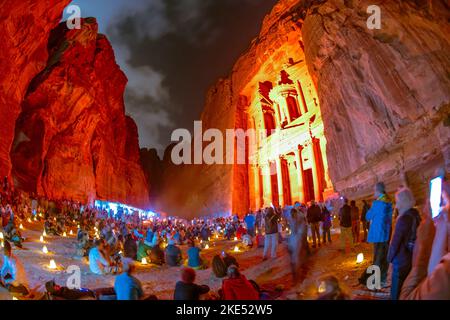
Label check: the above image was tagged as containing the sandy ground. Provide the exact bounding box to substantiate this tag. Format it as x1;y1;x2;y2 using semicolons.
0;220;390;300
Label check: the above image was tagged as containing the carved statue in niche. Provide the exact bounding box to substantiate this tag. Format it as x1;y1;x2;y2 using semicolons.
278;70;294;85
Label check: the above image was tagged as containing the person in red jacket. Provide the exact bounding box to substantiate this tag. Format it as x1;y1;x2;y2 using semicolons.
221;265;259;300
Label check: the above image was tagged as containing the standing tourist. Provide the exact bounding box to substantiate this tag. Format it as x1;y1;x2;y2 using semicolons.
321;204;332;244
339;198;353;252
263;207;279;260
350;201;360;244
244;212;256;237
366;182;393;288
361;200;370;242
400;180;450;300
388;187;421;300
288;207;309;284
307;200;323;248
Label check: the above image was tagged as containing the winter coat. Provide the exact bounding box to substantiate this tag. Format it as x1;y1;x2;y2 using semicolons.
388;208;421;266
366;194;393;243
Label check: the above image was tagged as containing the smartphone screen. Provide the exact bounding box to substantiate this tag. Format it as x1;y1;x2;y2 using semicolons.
430;176;443;218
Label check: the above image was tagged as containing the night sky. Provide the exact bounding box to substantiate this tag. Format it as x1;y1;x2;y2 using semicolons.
63;0;278;157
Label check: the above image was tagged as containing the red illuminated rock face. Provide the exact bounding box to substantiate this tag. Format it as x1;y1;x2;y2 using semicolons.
11;19;149;208
158;1;299;218
159;0;449;218
0;0;71;184
302;0;450;200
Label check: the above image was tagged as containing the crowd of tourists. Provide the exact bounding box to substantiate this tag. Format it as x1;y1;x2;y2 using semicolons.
0;173;448;300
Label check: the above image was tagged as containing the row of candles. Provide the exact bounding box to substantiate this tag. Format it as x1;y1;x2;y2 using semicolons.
140;234;242;266
1;218;77;270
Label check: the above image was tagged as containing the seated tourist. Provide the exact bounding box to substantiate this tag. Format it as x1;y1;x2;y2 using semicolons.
220;265;259;300
186;240;206;270
89;240;112;275
137;240;152;262
151;232;160;247
144;228;154;246
45;280;95;300
114;259;144;300
212;251;239;278
4;219;23;248
165;239;182;267
123;234;137;261
44;219;59;236
174;267;210;300
0;241;29;296
149;242;165;266
316;275;350;300
242;234;253;248
75;229;90;258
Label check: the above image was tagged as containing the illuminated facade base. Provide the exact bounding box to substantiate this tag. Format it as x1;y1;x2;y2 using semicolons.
242;41;334;209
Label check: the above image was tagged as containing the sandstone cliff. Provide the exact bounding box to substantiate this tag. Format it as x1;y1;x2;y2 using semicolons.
10;18;149;207
0;0;71;184
302;0;450;200
158;0;449;218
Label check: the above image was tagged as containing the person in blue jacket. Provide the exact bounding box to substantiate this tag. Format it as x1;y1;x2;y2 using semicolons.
244;212;256;237
114;259;143;300
366;182;393;287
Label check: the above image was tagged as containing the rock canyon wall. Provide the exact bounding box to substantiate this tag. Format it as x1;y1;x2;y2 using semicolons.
302;0;450;201
0;0;71;184
158;0;449;218
2;2;149;208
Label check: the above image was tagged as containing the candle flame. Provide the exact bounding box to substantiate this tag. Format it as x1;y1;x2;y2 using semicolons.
141;257;148;265
356;253;364;264
42;246;48;254
48;259;57;269
234;245;239;252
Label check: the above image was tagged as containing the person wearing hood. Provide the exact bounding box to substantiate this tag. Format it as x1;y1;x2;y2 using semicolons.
366;182;393;287
221;265;259;300
388;187;421;300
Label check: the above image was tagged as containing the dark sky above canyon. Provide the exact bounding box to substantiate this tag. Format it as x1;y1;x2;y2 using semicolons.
63;0;278;156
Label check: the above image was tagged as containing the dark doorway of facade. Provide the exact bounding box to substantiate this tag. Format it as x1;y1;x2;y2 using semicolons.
281;158;292;205
270;162;279;206
303;168;315;203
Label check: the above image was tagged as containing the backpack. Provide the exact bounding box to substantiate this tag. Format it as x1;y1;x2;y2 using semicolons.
212;255;228;278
